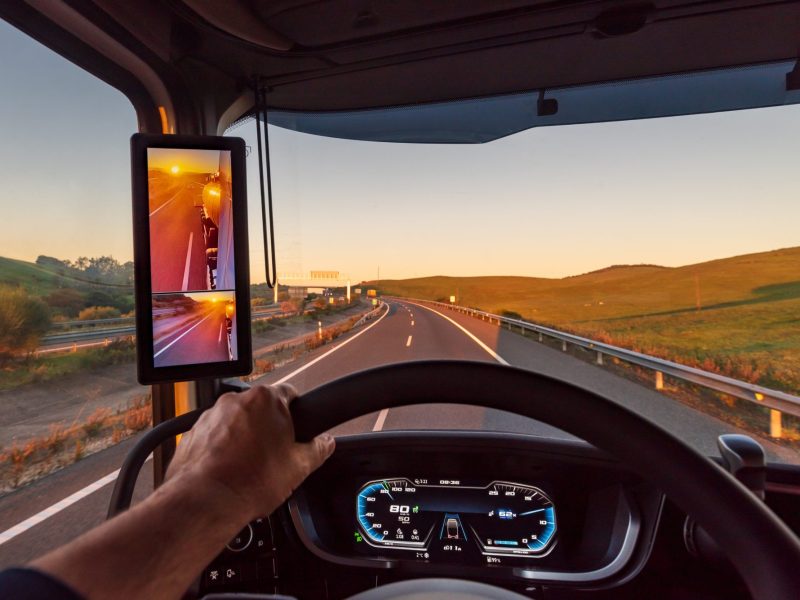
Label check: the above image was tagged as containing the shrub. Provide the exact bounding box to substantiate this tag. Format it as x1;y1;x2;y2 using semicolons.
78;306;121;320
253;320;273;334
0;287;52;357
73;440;85;461
44;288;86;317
123;401;151;432
43;424;69;456
76;338;136;370
83;407;112;438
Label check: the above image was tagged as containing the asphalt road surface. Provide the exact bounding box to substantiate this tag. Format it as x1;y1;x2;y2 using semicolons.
0;299;795;567
148;171;210;293
153;303;232;367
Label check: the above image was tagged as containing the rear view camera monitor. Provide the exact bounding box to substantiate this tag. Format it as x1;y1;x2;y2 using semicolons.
131;134;251;384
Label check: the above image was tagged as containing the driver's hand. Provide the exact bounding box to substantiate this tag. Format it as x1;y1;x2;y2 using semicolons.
165;383;335;521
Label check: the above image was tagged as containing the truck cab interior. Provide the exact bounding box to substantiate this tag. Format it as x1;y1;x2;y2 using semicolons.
2;1;800;599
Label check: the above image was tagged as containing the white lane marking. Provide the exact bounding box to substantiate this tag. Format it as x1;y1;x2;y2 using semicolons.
218;322;223;343
372;408;389;432
0;455;153;547
181;231;194;290
407;301;509;365
148;189;180;217
153;311;214;358
273;303;390;385
406;335;413;347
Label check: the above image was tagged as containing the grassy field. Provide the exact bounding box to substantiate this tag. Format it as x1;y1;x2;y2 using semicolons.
372;246;800;393
0;257;69;297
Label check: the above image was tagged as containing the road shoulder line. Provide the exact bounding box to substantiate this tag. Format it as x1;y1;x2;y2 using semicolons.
274;302;390;385
0;456;152;547
405;302;509;366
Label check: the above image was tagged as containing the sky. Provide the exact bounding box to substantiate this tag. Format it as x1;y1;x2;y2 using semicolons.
1;19;799;284
147;148;223;174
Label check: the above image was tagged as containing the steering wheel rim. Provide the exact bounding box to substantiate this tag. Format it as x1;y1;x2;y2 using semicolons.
290;360;800;599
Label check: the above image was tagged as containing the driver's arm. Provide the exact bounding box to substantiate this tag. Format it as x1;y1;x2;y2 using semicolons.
7;384;335;600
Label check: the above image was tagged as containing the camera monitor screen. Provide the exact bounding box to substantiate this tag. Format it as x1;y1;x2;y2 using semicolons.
131;134;251;384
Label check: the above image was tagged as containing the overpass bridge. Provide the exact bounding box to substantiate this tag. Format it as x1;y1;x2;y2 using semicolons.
275;270;352;302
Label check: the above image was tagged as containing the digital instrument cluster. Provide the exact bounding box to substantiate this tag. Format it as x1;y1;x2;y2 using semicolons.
355;478;557;565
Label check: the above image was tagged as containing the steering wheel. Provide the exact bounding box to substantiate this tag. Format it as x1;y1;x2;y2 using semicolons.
109;361;800;599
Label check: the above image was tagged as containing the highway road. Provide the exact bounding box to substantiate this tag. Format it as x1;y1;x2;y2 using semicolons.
153;300;233;367
0;299;795;567
148;171;212;293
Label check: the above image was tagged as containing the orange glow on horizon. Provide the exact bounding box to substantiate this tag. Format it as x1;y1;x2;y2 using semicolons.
183;290;236;305
147;147;226;174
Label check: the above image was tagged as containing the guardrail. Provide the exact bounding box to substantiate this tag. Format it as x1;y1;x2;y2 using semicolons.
37;304;361;354
43;327;136;344
393;297;800;438
52;316;135;328
51;307;284;330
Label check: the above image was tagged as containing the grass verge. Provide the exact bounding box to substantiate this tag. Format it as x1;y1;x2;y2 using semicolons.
0;394;152;494
0;338;136;391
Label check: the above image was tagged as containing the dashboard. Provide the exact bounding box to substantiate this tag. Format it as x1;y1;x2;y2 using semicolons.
286;431;662;593
196;430;800;599
354;477;558;561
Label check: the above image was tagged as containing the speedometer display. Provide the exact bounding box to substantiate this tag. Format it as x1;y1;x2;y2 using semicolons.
356;478;557;561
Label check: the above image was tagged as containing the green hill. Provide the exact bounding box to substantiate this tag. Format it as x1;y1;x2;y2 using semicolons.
0;256;135;318
0;256;70;296
372;247;800;324
371;247;800;393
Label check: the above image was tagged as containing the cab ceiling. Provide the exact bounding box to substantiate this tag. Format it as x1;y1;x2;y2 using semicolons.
4;1;800;116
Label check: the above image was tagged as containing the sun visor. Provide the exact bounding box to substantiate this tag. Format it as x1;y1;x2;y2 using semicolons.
266;61;800;144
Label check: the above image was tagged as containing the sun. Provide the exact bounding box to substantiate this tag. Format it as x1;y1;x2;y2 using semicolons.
170;165;180;174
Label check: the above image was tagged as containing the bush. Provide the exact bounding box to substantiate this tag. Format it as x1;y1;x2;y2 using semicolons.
0;286;52;356
78;306;121;320
44;288;86;317
76;338;135;369
253;320;272;333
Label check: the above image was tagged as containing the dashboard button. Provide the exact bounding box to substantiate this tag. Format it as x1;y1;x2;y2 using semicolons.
222;565;240;583
226;524;254;553
205;567;223;586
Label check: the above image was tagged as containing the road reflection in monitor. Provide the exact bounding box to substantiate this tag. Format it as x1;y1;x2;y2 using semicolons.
147;147;235;293
152;291;237;367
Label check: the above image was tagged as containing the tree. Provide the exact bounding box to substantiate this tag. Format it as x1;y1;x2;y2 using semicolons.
0;287;52;357
36;255;68;273
44;288;87;317
86;289;115;308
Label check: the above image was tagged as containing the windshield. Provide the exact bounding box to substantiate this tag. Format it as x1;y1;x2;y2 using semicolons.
231;85;800;464
0;14;799;530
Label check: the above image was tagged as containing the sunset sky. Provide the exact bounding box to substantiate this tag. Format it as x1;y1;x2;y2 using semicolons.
1;18;799;284
147;148;224;174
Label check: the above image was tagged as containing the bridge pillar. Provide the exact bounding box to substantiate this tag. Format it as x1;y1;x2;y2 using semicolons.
274;280;279;304
347;280;351;302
